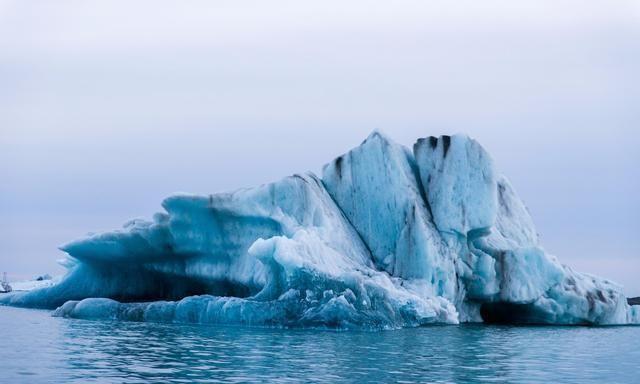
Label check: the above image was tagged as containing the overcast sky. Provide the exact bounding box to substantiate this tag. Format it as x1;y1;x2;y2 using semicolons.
1;1;639;295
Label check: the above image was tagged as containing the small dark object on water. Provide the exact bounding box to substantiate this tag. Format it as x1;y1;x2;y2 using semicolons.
628;297;640;306
35;274;52;281
0;282;11;293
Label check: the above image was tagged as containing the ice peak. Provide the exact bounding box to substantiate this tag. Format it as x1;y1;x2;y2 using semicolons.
2;131;638;329
361;129;392;145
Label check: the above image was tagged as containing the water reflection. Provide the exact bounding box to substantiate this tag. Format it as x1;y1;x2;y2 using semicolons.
1;307;637;383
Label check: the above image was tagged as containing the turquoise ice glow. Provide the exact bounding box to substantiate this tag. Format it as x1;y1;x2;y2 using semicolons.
2;132;638;328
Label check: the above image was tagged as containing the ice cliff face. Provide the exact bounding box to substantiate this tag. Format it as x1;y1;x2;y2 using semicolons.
2;132;638;329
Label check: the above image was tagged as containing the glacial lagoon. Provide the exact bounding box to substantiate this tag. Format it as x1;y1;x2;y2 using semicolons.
1;306;638;383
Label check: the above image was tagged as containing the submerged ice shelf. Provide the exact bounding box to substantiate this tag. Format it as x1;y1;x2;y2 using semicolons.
2;132;638;329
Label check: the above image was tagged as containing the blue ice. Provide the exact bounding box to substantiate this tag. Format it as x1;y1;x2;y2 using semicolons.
2;132;638;329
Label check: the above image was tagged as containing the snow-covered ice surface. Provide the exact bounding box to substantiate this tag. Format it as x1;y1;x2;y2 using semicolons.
9;277;58;292
2;132;638;329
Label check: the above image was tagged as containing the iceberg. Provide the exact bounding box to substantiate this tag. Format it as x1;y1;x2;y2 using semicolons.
2;132;638;329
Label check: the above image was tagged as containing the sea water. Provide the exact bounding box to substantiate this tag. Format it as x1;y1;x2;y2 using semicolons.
0;306;637;383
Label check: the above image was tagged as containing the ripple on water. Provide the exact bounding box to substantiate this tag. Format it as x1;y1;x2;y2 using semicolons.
0;306;638;383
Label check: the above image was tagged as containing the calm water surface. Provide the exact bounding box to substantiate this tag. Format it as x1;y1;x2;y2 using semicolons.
0;306;637;383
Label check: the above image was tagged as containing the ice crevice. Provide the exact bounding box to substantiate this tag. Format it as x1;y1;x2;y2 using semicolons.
1;131;638;329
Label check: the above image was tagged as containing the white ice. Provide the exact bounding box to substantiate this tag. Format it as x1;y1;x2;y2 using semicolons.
2;132;638;328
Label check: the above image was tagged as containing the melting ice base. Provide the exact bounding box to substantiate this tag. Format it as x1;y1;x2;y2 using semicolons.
2;132;638;329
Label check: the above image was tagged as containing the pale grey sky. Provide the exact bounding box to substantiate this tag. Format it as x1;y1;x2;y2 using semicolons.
1;1;639;295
